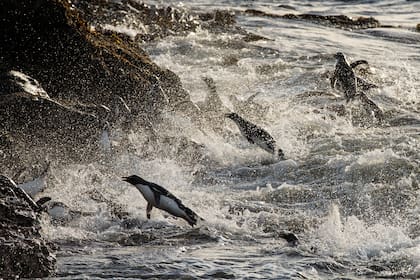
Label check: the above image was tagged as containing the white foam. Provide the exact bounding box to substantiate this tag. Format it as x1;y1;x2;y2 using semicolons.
313;203;414;259
101;24;143;40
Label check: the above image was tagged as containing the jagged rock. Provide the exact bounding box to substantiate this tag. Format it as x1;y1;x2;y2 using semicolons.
0;0;197;177
0;175;56;278
242;9;381;29
281;14;380;29
72;0;237;42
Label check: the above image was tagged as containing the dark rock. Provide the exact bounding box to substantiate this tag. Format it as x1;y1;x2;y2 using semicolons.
242;9;381;29
73;0;237;42
416;23;420;32
0;175;56;278
282;14;380;29
277;5;296;11
0;0;198;177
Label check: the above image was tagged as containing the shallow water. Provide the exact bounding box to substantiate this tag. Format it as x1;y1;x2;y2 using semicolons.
37;0;420;279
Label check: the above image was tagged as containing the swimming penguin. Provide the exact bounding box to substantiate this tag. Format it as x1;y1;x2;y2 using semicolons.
122;175;202;227
278;232;299;247
36;196;95;224
225;112;285;159
330;52;357;102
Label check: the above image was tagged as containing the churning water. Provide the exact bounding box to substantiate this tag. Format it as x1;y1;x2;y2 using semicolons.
37;0;420;279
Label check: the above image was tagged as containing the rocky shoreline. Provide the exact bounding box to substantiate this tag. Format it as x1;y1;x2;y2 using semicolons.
0;176;56;278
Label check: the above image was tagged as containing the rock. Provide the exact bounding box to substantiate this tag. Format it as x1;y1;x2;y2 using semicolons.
73;0;237;42
416;23;420;32
242;9;381;29
282;14;380;29
0;0;198;177
0;175;56;278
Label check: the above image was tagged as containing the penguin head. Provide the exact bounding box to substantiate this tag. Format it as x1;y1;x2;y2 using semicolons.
122;175;149;186
334;52;346;61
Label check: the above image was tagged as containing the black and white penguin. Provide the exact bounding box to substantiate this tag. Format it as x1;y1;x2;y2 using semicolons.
122;175;202;227
330;52;357;102
225;112;285;159
36;196;96;224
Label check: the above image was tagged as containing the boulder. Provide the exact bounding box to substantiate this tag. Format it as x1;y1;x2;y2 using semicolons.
0;175;56;278
0;0;196;178
242;9;381;29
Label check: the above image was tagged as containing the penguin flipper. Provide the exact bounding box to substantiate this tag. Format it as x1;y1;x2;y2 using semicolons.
36;196;52;206
153;191;160;205
350;60;369;69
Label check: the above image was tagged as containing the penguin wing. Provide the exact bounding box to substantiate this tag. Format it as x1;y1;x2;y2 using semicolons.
148;183;182;205
149;183;200;226
350;60;368;69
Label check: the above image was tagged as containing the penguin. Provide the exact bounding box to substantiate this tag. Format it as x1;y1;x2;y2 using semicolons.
122;175;202;227
225;112;285;159
331;53;383;122
330;52;357;102
278;232;299;247
36;196;96;224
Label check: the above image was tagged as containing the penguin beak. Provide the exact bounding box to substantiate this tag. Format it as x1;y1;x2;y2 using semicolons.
122;177;129;182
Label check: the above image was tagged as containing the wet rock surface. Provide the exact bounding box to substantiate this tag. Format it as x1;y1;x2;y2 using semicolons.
242;9;381;29
0;176;56;278
75;0;237;41
0;0;197;178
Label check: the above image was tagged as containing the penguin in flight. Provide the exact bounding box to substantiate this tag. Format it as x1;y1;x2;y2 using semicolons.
225;112;285;160
330;52;358;102
331;52;383;121
122;175;202;227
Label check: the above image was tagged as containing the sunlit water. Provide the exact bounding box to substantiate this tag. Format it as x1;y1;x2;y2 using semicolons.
36;0;420;279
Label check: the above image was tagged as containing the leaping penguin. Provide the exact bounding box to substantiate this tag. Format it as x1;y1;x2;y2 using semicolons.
330;52;357;102
225;112;285;159
122;175;202;227
331;52;383;122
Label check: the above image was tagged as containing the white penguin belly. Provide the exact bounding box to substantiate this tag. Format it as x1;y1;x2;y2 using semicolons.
136;184;156;204
158;196;185;218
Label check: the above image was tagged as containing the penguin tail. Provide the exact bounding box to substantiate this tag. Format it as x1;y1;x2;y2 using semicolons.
184;207;204;227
